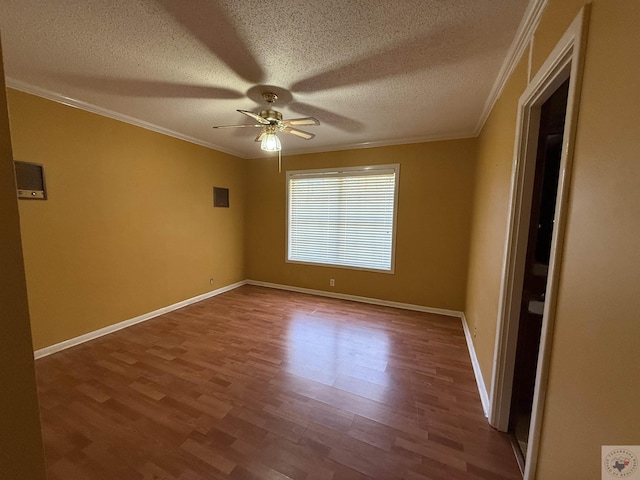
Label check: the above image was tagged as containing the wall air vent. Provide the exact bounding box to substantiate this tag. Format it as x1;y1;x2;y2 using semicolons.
213;187;229;207
15;161;47;200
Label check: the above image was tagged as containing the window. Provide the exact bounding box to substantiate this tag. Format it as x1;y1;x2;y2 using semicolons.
287;164;399;272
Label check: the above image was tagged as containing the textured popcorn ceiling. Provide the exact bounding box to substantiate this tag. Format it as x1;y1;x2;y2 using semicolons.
0;0;529;158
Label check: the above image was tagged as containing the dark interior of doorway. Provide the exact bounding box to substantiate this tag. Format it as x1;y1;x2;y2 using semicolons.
509;78;570;472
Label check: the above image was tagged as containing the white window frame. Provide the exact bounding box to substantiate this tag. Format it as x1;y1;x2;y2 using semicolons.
286;164;400;273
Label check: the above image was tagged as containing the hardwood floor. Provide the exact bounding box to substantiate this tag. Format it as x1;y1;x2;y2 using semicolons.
35;285;521;480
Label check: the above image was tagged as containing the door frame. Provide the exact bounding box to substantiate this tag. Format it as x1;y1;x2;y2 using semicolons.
488;6;590;479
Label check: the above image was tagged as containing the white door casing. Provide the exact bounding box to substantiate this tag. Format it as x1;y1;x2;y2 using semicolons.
488;6;590;479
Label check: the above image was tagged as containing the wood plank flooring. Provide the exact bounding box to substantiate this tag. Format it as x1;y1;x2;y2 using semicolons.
35;285;521;480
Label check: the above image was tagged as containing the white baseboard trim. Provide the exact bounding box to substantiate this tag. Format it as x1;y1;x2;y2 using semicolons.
34;278;491;419
460;312;490;417
34;280;247;359
248;280;490;415
246;280;463;318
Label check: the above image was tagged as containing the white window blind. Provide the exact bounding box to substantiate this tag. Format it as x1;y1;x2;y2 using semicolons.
287;164;399;272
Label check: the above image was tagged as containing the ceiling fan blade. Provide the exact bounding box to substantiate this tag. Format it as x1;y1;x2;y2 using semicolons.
281;117;320;127
238;110;270;125
254;131;266;142
282;127;316;140
212;123;263;129
289;102;364;133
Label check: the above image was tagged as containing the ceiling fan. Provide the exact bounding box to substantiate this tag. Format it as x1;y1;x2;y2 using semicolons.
212;92;320;152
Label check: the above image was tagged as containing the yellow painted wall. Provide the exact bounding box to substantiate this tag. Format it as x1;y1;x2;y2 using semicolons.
246;140;476;311
465;56;528;381
0;42;47;479
466;0;640;477
535;0;640;477
8;90;246;350
7;2;639;476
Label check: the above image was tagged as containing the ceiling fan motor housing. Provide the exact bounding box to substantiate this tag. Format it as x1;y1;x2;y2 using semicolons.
260;109;283;122
212;90;318;143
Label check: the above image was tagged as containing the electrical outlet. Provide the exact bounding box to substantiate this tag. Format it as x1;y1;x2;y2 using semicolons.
473;326;477;338
330;278;335;287
209;278;214;285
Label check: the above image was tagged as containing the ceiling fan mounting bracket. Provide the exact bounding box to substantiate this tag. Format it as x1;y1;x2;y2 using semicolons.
262;92;278;105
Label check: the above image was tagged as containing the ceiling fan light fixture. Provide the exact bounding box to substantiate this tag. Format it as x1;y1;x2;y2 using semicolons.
261;131;281;151
212;91;318;155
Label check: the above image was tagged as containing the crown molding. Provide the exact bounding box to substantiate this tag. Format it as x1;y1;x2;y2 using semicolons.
247;131;477;159
5;77;249;158
473;0;548;136
8;77;475;160
7;0;546;162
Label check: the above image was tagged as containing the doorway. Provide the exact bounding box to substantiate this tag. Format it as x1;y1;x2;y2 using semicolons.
487;7;589;479
509;79;569;469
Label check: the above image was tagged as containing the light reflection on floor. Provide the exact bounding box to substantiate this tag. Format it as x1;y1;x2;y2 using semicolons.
285;312;391;401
